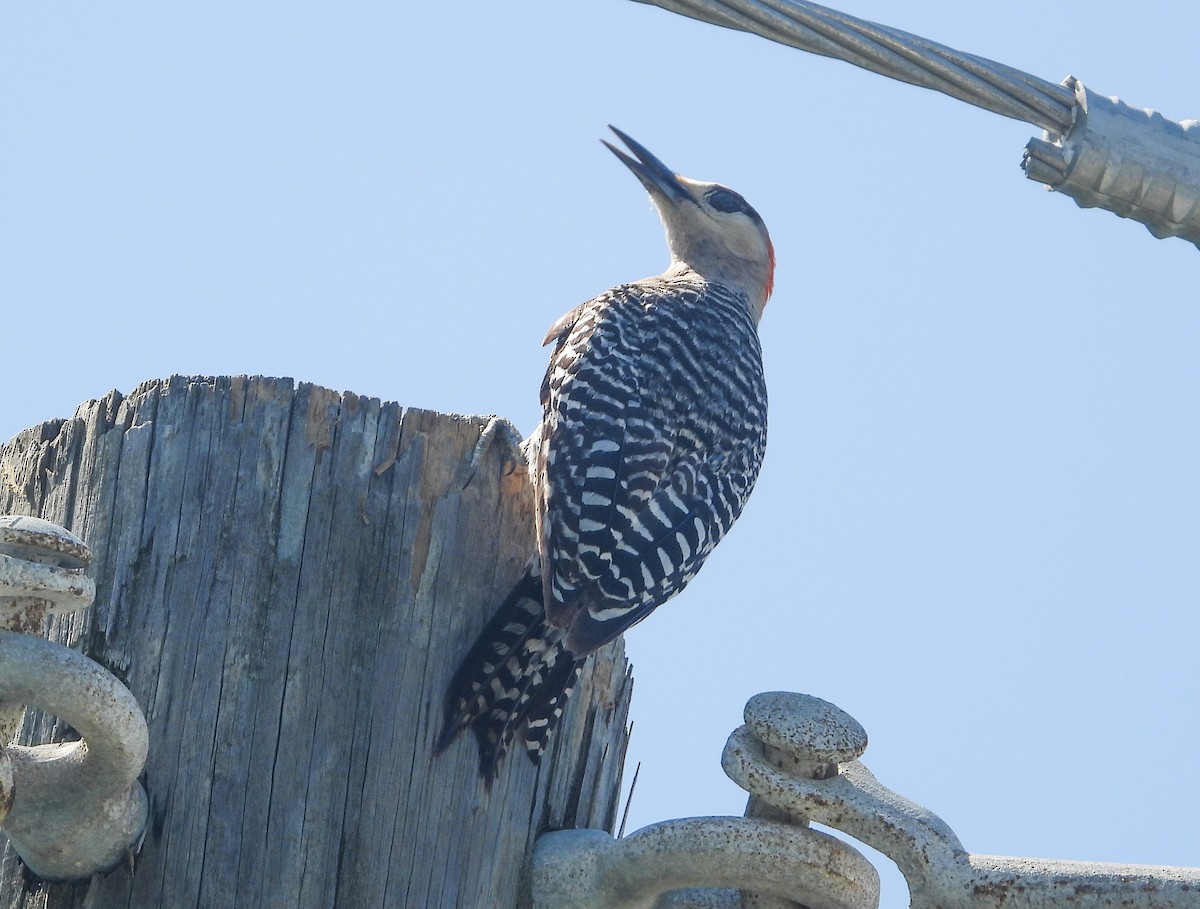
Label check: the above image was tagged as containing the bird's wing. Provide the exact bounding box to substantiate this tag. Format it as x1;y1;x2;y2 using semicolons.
537;280;766;655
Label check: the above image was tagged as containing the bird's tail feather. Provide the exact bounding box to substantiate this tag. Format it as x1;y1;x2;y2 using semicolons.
437;558;581;784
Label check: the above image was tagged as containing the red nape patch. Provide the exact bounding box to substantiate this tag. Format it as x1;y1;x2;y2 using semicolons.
764;237;776;301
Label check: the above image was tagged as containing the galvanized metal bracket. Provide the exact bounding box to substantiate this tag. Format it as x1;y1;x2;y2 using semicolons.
531;691;1200;908
0;516;149;881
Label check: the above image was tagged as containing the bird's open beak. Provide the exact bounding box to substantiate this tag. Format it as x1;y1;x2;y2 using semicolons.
603;126;690;204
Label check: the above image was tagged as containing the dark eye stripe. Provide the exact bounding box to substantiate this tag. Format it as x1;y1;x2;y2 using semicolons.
705;188;749;214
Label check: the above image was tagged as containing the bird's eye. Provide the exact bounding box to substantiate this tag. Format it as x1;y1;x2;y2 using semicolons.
705;188;748;214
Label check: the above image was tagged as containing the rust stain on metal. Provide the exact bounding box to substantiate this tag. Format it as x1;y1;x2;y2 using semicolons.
0;520;91;569
0;599;50;634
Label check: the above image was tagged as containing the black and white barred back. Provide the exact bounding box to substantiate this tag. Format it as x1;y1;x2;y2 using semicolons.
437;275;767;783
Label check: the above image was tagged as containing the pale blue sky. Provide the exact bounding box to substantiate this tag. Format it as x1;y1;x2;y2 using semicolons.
4;2;1198;905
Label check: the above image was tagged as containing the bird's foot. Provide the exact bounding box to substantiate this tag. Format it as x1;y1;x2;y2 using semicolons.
462;416;529;488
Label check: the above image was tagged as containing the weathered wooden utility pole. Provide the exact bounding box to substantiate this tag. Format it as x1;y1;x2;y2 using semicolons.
0;376;632;909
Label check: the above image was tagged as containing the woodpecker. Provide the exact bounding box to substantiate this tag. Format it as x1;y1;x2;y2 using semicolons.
437;127;773;783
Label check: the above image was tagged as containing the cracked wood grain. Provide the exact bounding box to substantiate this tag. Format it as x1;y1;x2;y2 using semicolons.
0;376;632;909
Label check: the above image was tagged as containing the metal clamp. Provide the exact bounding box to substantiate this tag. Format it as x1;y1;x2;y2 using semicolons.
1023;77;1200;247
533;691;1200;908
726;691;1200;909
0;516;149;881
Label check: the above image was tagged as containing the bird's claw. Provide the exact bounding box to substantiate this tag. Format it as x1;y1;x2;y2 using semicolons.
462;416;529;488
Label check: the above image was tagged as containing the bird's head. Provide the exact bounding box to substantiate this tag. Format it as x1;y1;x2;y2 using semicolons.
603;126;774;321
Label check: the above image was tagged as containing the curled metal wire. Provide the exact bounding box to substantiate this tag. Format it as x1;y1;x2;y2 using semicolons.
631;0;1076;132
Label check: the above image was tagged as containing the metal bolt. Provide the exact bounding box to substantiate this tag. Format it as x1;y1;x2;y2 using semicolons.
744;691;868;780
737;693;872;908
0;516;96;743
738;692;869;828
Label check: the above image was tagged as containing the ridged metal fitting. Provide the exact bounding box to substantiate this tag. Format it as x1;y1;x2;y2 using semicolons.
0;516;95;634
0;516;91;569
